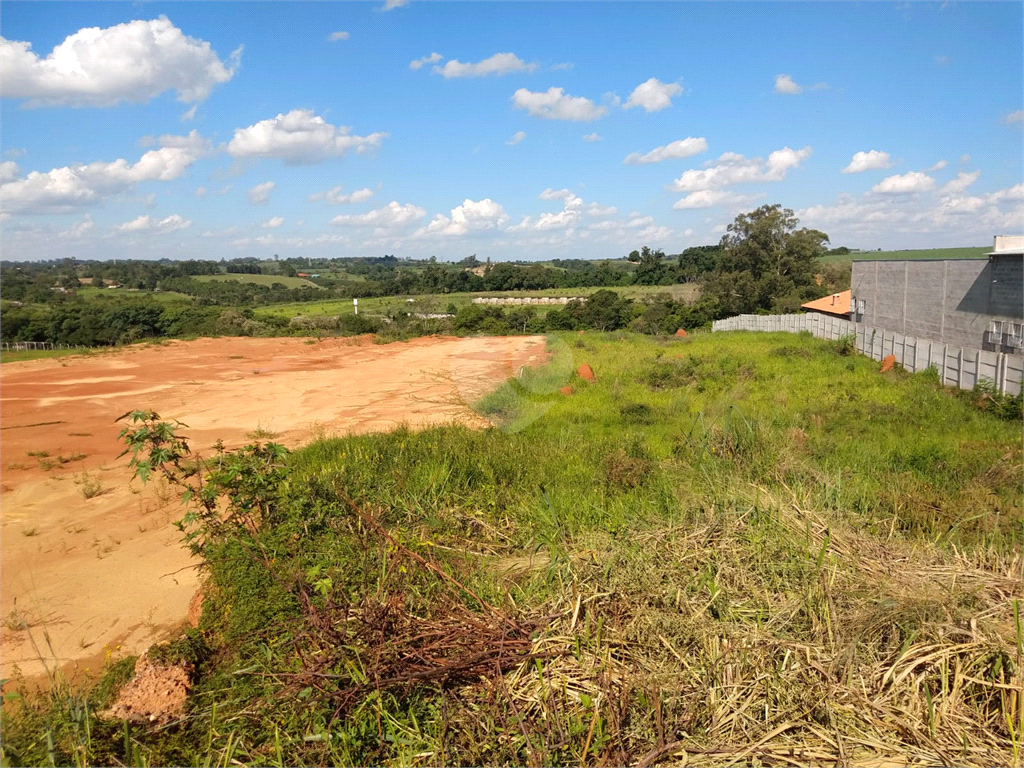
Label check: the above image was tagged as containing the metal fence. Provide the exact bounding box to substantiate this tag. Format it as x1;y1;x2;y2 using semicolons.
711;313;1023;396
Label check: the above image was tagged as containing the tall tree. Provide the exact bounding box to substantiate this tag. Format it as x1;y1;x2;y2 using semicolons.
704;204;829;314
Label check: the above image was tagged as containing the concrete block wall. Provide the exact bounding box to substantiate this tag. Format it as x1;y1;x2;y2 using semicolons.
990;255;1024;318
851;258;1023;353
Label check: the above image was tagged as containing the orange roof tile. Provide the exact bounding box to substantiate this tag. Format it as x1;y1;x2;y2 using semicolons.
801;289;851;317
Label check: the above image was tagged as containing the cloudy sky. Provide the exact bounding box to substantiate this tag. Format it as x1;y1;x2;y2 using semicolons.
1;1;1021;262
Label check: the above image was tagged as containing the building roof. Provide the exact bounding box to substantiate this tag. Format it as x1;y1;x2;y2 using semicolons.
801;289;851;317
987;235;1024;256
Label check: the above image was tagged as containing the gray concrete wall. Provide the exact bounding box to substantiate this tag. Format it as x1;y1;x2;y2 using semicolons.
851;258;1023;352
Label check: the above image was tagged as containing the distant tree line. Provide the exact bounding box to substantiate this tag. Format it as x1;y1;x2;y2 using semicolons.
1;205;847;342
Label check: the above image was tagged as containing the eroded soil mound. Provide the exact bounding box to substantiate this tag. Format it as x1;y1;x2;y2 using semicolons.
102;656;192;725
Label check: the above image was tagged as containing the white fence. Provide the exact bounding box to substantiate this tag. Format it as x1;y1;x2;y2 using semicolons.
1;342;87;352
712;313;1022;396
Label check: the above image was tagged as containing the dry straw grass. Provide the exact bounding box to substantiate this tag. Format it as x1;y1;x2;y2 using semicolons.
484;484;1023;767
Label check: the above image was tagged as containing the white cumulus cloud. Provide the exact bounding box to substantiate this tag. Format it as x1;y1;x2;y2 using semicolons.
332;201;426;229
112;213;191;233
0;131;210;214
228;110;387;164
262;216;284;228
842;150;893;174
672;190;757;210
409;52;443;70
870;171;935;195
669;146;812;192
329;31;350;41
248;181;276;205
507;131;526;146
59;215;94;239
940;170;981;195
582;133;601;142
538;188;573;201
417;198;509;236
511;87;607;121
927;160;948;172
435;53;536;78
0;16;239;107
0;161;20;183
309;186;374;204
511;189;615;232
623;78;683;112
774;74;802;94
624;137;707;165
1004;110;1024;124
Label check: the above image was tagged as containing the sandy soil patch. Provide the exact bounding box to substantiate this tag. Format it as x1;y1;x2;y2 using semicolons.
0;334;545;683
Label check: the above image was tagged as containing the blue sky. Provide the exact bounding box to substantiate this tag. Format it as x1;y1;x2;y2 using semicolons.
1;1;1021;262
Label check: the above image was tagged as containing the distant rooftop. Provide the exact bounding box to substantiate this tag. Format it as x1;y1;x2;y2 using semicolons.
801;289;850;318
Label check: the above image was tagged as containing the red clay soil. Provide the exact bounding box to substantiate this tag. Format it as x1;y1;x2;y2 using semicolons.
0;334;545;684
559;385;573;396
576;364;596;381
880;354;896;373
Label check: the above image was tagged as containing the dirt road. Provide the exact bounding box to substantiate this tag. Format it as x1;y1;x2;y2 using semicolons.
0;334;545;682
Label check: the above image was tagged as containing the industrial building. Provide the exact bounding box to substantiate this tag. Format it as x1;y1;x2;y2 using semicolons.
849;236;1023;354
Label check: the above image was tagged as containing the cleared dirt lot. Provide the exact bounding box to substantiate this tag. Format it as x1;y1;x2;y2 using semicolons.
0;334;545;682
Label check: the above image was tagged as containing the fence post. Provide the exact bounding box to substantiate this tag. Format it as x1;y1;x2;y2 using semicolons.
975;349;981;389
957;348;963;389
942;345;948;384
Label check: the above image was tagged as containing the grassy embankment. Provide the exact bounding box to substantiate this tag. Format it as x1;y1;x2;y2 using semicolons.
2;331;1021;767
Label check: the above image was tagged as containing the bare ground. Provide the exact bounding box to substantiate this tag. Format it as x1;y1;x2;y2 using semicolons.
0;334;545;683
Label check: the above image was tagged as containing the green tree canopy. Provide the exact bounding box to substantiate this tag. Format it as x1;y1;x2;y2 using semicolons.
703;204;830;314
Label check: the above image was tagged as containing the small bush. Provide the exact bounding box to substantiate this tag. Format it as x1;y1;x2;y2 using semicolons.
833;334;857;356
966;379;1023;421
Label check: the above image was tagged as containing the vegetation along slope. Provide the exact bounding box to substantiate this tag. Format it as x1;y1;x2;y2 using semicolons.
3;330;1021;767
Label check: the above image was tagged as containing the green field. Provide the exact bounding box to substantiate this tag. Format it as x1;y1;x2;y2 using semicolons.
4;331;1020;766
820;246;990;265
193;274;323;289
254;284;701;321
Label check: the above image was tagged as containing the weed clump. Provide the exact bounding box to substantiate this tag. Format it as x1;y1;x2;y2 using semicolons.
619;401;655;424
833;334;857;355
76;471;105;498
603;448;651;489
966;378;1023;421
